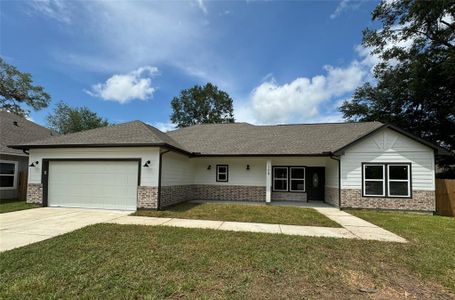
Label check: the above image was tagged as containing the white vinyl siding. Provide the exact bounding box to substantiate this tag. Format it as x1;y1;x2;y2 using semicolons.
28;147;160;186
161;151;193;186
341;128;435;191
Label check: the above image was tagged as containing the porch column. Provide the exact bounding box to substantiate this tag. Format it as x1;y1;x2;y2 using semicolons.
266;159;271;203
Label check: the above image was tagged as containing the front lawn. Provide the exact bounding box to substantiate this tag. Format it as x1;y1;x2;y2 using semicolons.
0;211;454;299
0;199;39;214
134;202;340;227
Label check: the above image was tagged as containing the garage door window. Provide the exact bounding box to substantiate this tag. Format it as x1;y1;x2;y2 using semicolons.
0;160;17;190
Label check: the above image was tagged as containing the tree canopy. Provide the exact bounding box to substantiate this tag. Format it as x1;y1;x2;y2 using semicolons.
47;101;110;134
340;0;455;170
170;83;235;128
0;58;51;117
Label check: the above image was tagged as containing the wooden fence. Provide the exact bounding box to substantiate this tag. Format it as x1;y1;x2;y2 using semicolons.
17;171;28;201
435;179;455;217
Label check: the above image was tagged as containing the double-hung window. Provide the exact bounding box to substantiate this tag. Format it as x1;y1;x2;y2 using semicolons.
216;165;229;182
363;164;385;197
387;164;411;197
0;160;18;190
273;167;288;191
362;163;411;198
289;167;305;192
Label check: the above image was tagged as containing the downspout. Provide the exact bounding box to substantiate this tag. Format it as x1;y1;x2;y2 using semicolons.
329;154;342;209
157;149;171;211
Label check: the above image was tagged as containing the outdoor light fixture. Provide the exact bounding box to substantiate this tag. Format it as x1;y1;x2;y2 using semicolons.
143;160;151;167
207;165;211;170
29;161;39;167
246;164;250;170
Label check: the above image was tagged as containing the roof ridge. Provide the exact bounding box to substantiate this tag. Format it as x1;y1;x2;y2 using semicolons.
138;121;187;150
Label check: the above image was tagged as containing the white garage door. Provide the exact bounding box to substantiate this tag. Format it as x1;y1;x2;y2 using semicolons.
48;161;138;210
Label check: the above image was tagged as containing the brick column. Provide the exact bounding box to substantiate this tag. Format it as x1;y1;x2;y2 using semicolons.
26;183;43;204
137;186;158;209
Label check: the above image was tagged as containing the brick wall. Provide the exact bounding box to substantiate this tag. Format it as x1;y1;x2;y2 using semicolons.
160;185;194;208
272;192;307;202
137;186;158;209
192;185;266;202
26;183;43;204
325;186;339;207
340;189;435;211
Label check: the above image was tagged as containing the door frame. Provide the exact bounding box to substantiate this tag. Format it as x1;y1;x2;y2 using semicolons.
306;167;325;201
41;158;142;207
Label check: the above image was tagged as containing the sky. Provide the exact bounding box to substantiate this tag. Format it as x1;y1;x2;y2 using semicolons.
0;0;381;131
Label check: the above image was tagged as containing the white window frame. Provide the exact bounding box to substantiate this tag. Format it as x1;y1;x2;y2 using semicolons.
362;164;385;197
387;164;411;197
216;165;229;182
272;167;288;192
289;167;306;192
0;160;18;190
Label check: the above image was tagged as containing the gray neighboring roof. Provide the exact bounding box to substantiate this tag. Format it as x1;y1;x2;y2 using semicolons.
0;111;56;156
10;120;185;150
166;122;384;155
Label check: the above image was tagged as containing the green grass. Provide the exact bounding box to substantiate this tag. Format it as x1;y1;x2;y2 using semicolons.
0;210;454;299
0;199;39;214
133;202;340;227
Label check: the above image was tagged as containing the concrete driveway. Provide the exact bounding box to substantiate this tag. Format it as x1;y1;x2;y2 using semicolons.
0;207;130;252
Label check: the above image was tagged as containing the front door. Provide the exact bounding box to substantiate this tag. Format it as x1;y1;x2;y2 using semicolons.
306;167;325;201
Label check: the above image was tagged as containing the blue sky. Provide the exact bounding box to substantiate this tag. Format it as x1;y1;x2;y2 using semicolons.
1;0;380;131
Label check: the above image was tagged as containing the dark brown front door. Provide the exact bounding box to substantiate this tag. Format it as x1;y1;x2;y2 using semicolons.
306;167;325;201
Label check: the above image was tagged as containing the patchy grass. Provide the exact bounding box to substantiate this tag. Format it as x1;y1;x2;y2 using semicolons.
0;211;454;299
133;202;340;227
0;199;39;214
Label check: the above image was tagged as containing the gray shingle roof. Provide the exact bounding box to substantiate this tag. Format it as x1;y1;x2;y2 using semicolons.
10;120;185;150
0;111;56;156
167;122;384;155
10;118;386;155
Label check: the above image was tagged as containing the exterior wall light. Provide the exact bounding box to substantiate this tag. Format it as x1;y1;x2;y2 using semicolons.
29;161;39;167
143;160;151;167
246;164;250;170
207;165;211;170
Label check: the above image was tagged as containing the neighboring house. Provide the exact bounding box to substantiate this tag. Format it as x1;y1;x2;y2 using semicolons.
10;120;445;212
0;111;56;199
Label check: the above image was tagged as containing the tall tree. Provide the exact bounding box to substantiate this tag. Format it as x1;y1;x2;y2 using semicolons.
0;58;51;117
170;83;235;128
340;0;455;171
47;101;110;134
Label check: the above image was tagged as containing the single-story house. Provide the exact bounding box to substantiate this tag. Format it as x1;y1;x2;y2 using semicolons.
10;120;445;212
1;111;56;199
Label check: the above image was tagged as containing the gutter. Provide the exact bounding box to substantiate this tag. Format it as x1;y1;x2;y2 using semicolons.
157;149;171;210
329;154;342;209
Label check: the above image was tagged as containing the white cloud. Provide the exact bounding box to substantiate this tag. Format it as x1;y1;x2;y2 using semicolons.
29;0;72;23
196;0;208;14
86;66;159;104
241;61;366;124
330;0;363;19
150;122;176;132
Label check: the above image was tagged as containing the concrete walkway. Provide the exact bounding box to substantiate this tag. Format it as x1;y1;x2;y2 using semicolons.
0;208;130;252
1;204;406;252
108;205;407;243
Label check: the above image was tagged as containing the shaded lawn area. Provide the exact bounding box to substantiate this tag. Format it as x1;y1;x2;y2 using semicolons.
0;199;39;214
1;211;454;299
133;202;340;227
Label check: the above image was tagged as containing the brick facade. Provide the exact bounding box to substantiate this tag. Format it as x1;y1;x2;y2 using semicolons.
26;183;43;204
271;191;307;202
160;185;194;208
324;186;339;207
192;184;266;202
340;189;435;211
137;186;158;209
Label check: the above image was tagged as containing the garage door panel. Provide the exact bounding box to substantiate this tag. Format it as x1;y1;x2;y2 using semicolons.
48;161;138;210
